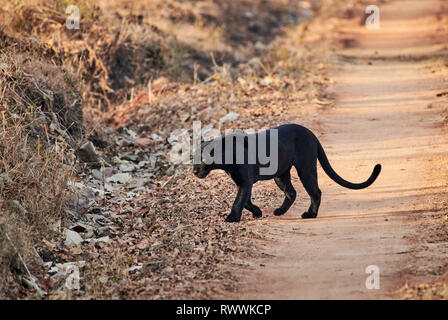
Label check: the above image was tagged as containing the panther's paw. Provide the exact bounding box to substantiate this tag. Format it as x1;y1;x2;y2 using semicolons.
301;211;317;219
252;209;262;219
274;207;287;216
225;215;241;223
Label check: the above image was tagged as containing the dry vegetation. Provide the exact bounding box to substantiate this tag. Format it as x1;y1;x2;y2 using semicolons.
399;184;448;299
5;0;446;300
0;0;340;299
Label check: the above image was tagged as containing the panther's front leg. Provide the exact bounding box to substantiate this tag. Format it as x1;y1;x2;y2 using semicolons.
245;198;262;219
225;184;252;222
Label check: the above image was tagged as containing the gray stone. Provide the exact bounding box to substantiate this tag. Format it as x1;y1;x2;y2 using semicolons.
91;169;103;181
64;228;83;247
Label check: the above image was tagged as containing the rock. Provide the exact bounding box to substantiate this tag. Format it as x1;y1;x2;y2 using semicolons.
149;156;157;169
48;266;59;275
127;178;146;189
86;186;104;200
95;236;111;244
70;197;90;210
132;186;149;193
91;169;103;181
64;228;83;247
103;167;115;178
71;223;95;239
87;214;113;226
77;141;101;167
137;160;150;169
119;164;136;172
96;226;112;237
150;133;163;142
104;183;114;193
134;137;155;148
115;138;134;148
219;112;239;124
124;128;138;140
107;173;132;184
119;153;139;162
69;182;104;201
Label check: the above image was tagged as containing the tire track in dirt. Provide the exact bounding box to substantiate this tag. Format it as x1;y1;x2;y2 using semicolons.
229;0;448;299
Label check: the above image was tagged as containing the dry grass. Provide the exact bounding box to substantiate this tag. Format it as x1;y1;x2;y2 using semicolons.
0;2;83;297
0;50;83;139
1;0;314;114
398;197;448;300
0;112;74;298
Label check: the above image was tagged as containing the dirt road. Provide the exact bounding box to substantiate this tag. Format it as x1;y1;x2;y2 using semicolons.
231;0;448;299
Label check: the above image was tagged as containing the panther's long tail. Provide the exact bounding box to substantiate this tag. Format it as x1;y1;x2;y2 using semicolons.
316;139;381;190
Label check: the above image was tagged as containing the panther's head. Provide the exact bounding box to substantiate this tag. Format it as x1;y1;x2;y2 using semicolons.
193;140;213;179
193;162;211;179
193;130;246;179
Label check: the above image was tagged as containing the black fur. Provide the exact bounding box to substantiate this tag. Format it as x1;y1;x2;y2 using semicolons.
193;124;381;222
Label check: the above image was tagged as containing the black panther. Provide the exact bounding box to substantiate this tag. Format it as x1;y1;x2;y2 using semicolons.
193;124;381;222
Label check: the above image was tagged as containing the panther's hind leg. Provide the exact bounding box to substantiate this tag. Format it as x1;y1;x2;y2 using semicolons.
296;163;321;219
245;198;262;218
273;171;297;216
